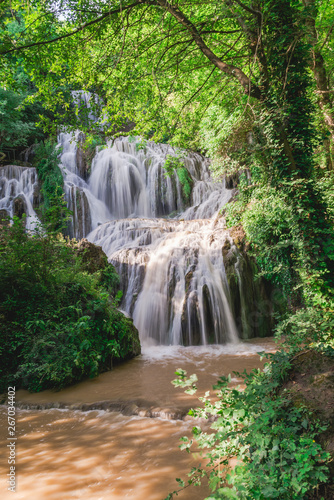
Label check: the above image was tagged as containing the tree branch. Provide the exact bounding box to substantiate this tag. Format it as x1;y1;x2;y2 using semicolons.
142;0;261;99
0;1;143;55
232;0;262;18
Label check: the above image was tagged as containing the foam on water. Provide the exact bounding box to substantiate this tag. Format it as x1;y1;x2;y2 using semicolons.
139;341;276;363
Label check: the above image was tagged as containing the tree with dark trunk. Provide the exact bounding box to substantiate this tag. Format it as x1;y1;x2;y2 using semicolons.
1;0;333;293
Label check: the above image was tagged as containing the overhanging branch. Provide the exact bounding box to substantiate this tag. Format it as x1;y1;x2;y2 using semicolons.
150;0;262;99
0;1;143;55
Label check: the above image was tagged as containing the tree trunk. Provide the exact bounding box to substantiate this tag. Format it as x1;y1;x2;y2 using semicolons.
303;0;334;170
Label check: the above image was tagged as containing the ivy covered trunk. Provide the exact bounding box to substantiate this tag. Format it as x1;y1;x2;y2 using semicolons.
254;0;334;298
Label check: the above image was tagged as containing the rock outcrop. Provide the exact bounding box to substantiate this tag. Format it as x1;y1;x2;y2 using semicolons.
13;195;27;219
70;238;109;273
69;238;141;358
0;208;9;224
224;224;284;339
75;132;90;180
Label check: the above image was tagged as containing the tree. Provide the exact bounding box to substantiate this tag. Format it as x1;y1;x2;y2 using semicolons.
303;0;334;170
0;1;332;163
1;0;333;293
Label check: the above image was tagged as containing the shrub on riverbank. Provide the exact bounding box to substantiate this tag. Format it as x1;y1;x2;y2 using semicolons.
169;346;333;499
0;217;140;392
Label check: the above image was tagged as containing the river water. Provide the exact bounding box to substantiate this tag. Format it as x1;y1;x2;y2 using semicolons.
0;339;277;500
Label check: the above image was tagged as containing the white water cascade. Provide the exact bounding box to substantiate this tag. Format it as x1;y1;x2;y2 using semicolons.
0;165;40;231
56;132;239;346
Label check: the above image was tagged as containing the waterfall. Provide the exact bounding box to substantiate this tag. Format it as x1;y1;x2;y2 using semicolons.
55;132;239;345
0;165;40;231
57;131;112;238
88;217;239;345
0;130;240;346
58;133;231;228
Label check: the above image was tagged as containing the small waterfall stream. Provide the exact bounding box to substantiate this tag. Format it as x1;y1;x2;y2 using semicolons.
0;165;40;230
57;132;239;345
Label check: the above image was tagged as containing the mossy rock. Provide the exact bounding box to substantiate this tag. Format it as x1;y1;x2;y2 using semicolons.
0;209;10;225
71;238;108;273
229;224;250;252
121;316;141;359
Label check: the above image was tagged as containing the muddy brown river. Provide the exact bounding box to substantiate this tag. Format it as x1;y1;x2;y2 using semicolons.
0;339;277;499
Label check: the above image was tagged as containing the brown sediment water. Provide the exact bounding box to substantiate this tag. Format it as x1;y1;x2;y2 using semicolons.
0;339;277;499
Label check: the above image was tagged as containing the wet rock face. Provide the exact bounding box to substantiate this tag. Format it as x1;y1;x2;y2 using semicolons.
225;169;251;190
228;225;250;252
0;178;6;198
13;196;27;219
32;182;42;209
181;289;201;346
76;190;92;239
121;316;141;359
66;187;92;240
76;132;90;181
225;172;240;189
224;226;284;339
20;143;38;164
0;209;10;236
0;208;10;224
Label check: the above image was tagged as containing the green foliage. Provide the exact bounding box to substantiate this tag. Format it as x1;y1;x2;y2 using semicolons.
33;140;63;201
82;132;106;166
0;1;250;147
223;185;296;298
169;356;330;500
129;136;147;152
199;97;257;179
164;152;193;203
100;264;121;297
316;172;334;223
0;217;139;392
276;305;334;355
241;186;297;295
32;140;70;231
223;174;334;308
0;87;44;153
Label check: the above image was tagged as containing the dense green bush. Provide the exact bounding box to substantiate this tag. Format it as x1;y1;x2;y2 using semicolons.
223;185;298;300
0;217;140;392
275;305;334;355
223;172;334;308
241;186;297;296
0;87;45;154
33;140;64;206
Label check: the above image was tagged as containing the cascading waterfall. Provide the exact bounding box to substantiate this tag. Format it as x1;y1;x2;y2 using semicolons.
56;132;239;345
0;130;240;346
59;133;232;229
88;217;239;345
